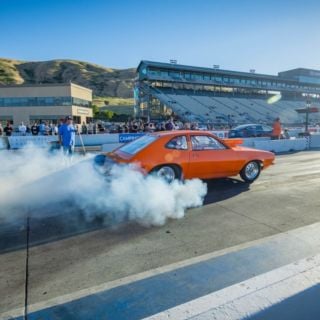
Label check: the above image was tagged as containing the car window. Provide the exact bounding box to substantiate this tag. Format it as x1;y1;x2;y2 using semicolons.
191;135;226;151
119;135;156;155
243;126;252;131
262;125;272;131
166;136;188;150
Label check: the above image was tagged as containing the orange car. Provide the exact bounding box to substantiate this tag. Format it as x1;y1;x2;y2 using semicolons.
94;131;275;183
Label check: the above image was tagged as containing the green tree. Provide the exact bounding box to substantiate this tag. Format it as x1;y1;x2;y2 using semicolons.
92;104;99;116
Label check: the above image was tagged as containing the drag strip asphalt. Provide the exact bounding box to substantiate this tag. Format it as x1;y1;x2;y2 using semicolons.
1;150;320;318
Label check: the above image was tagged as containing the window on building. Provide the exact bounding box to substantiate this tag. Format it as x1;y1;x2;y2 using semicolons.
203;74;210;81
0;96;77;107
169;71;181;79
72;98;90;107
73;116;81;124
161;71;169;77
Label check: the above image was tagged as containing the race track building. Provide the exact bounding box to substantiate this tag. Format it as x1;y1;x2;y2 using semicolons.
135;61;320;125
0;83;93;126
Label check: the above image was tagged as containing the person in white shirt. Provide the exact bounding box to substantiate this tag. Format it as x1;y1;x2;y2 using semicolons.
18;122;27;136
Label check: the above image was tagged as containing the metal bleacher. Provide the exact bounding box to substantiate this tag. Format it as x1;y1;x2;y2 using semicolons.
151;87;320;125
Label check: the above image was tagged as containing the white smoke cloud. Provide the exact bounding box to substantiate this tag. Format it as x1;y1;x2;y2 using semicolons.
0;147;207;226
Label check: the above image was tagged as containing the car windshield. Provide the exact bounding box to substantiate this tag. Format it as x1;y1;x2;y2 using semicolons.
118;135;157;155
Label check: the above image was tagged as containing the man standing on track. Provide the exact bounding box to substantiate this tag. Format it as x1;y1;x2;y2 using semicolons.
272;117;282;140
58;116;77;157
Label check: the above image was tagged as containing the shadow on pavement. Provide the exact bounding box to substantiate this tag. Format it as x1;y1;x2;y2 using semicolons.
244;284;320;320
204;177;250;205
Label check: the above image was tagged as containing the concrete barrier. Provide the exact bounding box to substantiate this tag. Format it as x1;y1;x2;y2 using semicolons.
253;138;308;153
241;137;270;148
101;143;122;152
8;135;57;149
6;134;120;149
5;133;320;154
0;137;8;150
76;134;119;146
310;134;320;149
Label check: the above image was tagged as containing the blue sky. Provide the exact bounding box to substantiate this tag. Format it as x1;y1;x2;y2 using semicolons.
1;0;319;74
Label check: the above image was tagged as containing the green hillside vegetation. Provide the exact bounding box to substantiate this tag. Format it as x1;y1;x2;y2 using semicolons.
100;105;134;115
0;58;135;98
92;104;134;121
93;96;134;107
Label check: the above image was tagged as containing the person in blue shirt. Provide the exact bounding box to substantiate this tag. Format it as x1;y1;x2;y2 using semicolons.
39;122;46;135
58;116;77;156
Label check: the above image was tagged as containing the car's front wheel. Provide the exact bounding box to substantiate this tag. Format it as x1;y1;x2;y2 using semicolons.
240;161;261;183
152;165;181;183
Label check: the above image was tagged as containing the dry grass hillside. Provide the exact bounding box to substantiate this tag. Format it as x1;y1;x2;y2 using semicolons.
0;58;25;84
0;58;135;100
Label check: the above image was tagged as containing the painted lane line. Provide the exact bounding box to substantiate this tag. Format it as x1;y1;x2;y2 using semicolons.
2;221;320;320
144;254;320;320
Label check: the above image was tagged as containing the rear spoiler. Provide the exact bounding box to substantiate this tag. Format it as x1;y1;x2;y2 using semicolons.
222;138;243;148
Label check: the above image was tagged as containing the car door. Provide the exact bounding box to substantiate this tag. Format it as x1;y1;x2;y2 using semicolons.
255;125;264;137
187;134;239;179
247;125;258;137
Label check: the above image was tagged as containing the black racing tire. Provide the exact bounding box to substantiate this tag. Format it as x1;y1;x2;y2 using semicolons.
152;165;182;183
240;161;261;183
93;154;107;174
93;154;115;176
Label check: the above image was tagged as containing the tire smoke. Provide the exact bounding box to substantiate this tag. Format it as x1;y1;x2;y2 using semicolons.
0;147;207;226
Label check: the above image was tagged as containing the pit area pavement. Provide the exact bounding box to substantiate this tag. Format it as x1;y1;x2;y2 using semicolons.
1;150;320;319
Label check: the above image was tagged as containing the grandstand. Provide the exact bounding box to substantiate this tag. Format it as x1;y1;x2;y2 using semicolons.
135;61;320;126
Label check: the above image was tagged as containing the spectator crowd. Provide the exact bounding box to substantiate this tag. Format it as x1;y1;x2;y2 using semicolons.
0;118;221;137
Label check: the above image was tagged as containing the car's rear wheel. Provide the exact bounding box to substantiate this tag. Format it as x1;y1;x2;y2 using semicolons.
240;161;261;183
93;154;115;176
153;165;181;183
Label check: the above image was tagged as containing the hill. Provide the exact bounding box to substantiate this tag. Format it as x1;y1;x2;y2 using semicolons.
0;58;135;99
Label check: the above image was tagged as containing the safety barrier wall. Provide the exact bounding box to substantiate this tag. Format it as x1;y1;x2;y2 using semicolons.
0;137;8;150
309;134;320;149
5;133;320;154
7;134;120;149
241;137;270;148
8;135;57;149
253;138;308;153
102;143;122;152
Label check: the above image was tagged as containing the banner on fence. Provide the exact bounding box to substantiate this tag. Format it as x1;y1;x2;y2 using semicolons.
119;133;145;143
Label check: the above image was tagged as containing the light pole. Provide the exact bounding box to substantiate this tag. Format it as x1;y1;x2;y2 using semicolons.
305;100;311;133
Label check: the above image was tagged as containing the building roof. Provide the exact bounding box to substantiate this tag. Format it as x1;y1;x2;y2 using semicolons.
279;67;320;74
137;60;290;82
0;82;92;92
